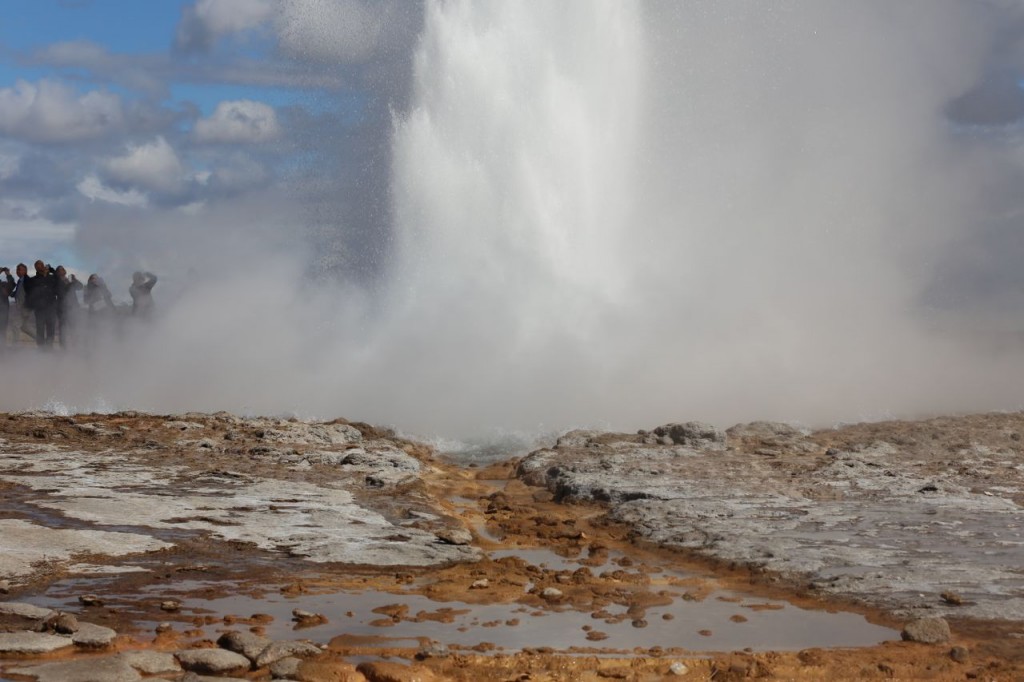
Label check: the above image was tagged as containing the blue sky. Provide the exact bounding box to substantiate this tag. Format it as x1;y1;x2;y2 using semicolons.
0;0;395;275
0;0;319;113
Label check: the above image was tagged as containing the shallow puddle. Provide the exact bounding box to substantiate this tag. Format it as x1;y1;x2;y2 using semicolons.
167;586;894;653
28;546;897;655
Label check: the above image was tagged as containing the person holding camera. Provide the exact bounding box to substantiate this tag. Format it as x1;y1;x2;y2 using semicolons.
55;265;83;348
23;260;59;348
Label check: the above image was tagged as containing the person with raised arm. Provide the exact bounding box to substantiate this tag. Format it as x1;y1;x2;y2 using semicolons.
129;271;158;318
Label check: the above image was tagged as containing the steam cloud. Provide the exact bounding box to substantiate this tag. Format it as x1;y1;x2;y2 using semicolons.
6;1;1024;441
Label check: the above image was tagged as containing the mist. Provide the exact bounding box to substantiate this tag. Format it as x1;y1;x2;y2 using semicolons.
6;0;1024;440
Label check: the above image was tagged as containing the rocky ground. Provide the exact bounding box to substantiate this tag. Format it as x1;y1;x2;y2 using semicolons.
0;411;1021;680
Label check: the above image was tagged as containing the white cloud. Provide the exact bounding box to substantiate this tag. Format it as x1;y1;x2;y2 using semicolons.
193;99;281;143
0;79;124;143
0;215;76;260
104;137;187;194
195;0;274;35
176;0;273;50
77;174;148;207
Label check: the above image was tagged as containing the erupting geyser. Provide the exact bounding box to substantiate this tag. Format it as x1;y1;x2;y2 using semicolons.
363;0;1024;435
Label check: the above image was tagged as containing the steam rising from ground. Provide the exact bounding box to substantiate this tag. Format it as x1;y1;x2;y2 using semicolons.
6;1;1024;438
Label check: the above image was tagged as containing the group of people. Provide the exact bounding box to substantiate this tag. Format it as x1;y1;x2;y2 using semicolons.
0;261;157;350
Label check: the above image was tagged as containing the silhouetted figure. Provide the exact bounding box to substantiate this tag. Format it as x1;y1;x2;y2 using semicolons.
0;267;13;349
55;266;83;348
129;271;157;318
11;263;33;342
84;274;113;314
23;261;58;348
83;274;115;354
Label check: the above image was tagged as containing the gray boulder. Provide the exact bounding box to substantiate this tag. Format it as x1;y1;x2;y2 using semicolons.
118;650;181;675
0;601;55;620
254;640;323;667
216;630;271;663
901;617;951;644
269;656;302;678
555;430;600;449
0;631;72;654
652;421;725;449
7;656;141;682
175;648;251;675
72;622;117;648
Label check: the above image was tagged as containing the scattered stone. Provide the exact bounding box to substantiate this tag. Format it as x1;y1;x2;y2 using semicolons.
46;611;79;634
71;622;118;648
0;579;10;593
668;662;689;676
291;609;327;626
950;646;970;663
0;601;56;620
435;527;473;545
254;639;323;667
297;659;365;681
175;648;251;675
415;641;450;660
357;660;438;682
470;579;490;590
652;421;726;449
119;650;181;674
541;587;563;600
160;599;181;612
196;438;218;449
940;591;963;606
155;622;173;633
217;630;271;662
555;430;599;449
269;656;301;679
164;421;203;431
0;631;73;654
7;656;142;682
901;617;951;644
79;594;103;607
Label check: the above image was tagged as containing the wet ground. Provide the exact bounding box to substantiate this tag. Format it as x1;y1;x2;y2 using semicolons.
0;411;1022;680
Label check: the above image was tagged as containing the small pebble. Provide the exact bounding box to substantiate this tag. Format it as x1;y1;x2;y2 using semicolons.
541;587;563;600
470;579;490;589
669;662;689;676
159;600;181;612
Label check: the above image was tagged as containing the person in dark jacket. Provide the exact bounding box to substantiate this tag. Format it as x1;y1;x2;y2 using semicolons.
55;266;83;348
129;271;157;318
11;263;33;342
0;266;14;348
23;260;59;347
